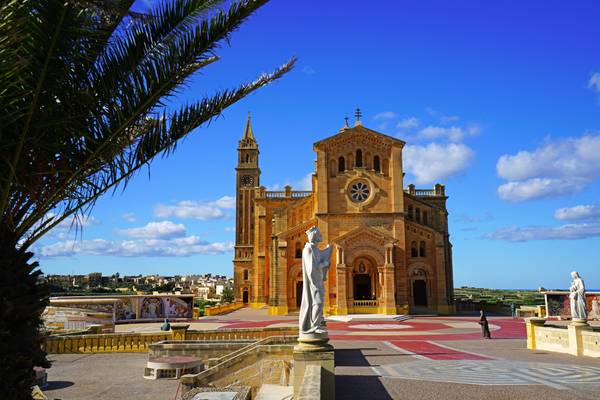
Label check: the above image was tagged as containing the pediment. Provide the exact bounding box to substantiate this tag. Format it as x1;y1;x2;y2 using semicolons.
333;226;397;247
313;124;405;153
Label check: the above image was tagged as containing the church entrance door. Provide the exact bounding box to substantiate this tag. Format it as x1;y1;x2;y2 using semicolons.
242;289;249;304
413;280;427;306
296;281;303;307
354;274;372;300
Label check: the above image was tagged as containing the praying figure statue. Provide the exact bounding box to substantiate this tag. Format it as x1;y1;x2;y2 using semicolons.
299;226;332;336
569;271;587;321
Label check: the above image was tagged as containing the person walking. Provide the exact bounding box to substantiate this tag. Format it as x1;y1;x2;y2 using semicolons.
479;310;491;339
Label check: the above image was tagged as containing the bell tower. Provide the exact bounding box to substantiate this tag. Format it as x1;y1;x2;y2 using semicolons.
233;113;260;302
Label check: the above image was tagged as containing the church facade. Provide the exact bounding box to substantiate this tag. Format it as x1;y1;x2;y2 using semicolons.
233;114;454;315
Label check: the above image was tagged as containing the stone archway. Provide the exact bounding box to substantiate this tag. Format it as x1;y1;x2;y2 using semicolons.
408;264;434;310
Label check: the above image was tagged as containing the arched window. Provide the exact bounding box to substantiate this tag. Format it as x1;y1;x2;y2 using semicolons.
245;154;250;163
415;208;421;223
419;241;426;257
411;241;418;258
338;156;345;172
373;155;380;172
295;242;302;258
407;205;414;220
423;211;428;225
356;149;363;167
243;269;249;280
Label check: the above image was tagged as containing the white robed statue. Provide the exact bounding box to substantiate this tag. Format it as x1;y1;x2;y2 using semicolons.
569;271;587;321
299;226;332;336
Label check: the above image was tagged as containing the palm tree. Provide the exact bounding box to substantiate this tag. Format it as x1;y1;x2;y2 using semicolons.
0;0;294;397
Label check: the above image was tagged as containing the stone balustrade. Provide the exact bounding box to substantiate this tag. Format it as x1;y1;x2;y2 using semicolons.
203;301;244;316
526;318;600;358
43;325;298;354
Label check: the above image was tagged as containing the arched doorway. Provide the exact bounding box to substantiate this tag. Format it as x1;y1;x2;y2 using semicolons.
354;274;372;300
352;257;377;301
413;280;427;306
296;281;303;307
242;289;249;304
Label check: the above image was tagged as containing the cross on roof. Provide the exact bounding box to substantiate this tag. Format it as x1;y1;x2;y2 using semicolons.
354;107;362;122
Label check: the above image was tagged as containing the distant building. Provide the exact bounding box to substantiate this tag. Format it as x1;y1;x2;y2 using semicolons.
233;114;454;315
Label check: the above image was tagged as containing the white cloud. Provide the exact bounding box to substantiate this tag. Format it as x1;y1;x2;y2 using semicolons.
588;72;600;93
118;221;186;239
554;203;600;221
404;143;474;184
154;196;235;220
496;133;600;201
373;111;397;121
416;124;480;142
396;117;419;130
122;212;136;223
267;173;312;191
38;236;234;258
485;223;600;242
497;178;588;202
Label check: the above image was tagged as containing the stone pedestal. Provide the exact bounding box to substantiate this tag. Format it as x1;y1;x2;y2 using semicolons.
293;334;335;400
568;319;591;356
170;324;190;341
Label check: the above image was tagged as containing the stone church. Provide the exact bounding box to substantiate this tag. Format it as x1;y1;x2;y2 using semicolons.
233;113;454;315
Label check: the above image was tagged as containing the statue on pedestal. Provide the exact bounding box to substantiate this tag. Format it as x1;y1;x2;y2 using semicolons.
299;227;332;338
569;271;587;321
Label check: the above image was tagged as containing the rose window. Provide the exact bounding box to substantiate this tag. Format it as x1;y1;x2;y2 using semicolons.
349;181;370;202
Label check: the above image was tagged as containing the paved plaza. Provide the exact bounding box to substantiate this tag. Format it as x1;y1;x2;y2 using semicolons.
45;309;600;399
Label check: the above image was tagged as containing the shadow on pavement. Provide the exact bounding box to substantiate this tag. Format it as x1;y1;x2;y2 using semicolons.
45;380;74;390
335;348;377;367
336;375;392;400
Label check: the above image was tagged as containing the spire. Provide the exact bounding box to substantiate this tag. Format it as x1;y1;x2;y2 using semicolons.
242;112;255;141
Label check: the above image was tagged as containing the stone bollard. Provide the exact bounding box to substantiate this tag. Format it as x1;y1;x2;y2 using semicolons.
170;324;190;341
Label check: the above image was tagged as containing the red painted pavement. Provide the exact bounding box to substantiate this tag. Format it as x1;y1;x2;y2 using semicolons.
389;340;494;360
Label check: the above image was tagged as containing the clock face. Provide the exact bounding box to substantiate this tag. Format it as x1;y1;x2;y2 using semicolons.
241;175;254;186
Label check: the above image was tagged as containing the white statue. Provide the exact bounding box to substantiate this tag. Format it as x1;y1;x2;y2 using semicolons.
569;271;587;321
299;227;332;336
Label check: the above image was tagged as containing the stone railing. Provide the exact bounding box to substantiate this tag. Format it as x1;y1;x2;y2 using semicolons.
526;318;600;358
44;325;298;354
404;183;445;197
291;191;312;198
353;300;378;307
204;301;244;316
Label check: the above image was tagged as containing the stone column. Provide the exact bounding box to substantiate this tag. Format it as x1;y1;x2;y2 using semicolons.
335;245;348;315
379;244;397;314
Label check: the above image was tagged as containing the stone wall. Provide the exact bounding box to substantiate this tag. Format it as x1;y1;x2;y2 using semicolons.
527;318;600;358
180;336;296;397
204;301;245;316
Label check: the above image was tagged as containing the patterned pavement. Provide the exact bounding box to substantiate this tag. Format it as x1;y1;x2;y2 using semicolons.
373;360;600;390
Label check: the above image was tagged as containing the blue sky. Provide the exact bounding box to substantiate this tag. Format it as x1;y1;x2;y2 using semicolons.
35;0;600;290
